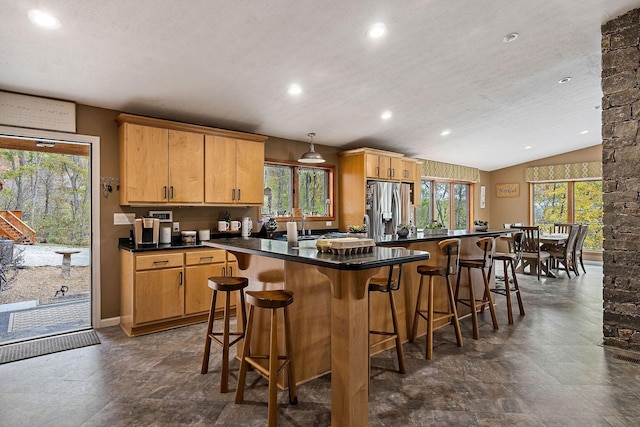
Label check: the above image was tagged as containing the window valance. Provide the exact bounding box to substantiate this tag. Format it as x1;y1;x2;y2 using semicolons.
418;159;480;183
525;162;602;182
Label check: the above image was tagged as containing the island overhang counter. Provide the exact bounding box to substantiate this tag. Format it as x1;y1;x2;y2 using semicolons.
202;237;430;427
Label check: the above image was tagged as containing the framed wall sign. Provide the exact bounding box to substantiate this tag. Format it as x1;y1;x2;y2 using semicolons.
496;183;520;198
480;185;486;208
0;91;76;132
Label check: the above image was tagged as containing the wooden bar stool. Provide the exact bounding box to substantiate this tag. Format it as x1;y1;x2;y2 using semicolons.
201;276;248;393
455;237;499;340
491;231;525;324
410;238;463;360
368;260;406;380
235;289;297;427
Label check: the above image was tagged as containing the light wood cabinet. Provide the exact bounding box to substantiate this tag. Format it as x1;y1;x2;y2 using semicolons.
401;158;417;182
365;152;403;180
204;136;265;205
117;114;266;206
120;248;238;336
119;123;204;205
184;249;228;315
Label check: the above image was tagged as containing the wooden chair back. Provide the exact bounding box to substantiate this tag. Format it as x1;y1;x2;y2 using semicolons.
510;231;525;265
573;224;589;256
438;238;461;275
516;226;541;254
553;223;573;234
475;236;495;269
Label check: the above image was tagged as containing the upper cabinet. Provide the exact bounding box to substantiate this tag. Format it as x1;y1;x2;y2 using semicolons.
119;123;204;204
117;114;266;206
365;152;404;181
338;148;422;230
204;136;264;205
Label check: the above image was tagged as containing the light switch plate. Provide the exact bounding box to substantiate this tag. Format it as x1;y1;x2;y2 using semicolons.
326;221;332;226
114;213;135;225
172;222;180;232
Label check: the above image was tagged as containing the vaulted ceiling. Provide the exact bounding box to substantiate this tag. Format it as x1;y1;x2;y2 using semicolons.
2;1;638;170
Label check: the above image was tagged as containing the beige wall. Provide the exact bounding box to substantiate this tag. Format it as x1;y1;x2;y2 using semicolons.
487;144;602;230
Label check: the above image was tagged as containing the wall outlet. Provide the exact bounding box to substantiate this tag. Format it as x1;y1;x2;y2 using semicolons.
326;221;332;226
172;222;180;232
114;213;135;225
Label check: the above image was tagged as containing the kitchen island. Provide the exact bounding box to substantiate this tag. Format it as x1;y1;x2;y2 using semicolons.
202;237;430;427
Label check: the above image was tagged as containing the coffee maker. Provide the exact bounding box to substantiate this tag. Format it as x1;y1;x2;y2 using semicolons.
134;217;160;247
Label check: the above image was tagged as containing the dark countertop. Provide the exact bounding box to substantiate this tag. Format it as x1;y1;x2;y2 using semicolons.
373;229;510;246
118;229;509;252
201;237;430;271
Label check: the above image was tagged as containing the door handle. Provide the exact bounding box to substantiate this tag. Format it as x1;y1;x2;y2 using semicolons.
178;271;183;286
237;189;241;201
163;186;167;199
170;186;175;199
228;265;233;277
232;189;236;200
222;267;226;277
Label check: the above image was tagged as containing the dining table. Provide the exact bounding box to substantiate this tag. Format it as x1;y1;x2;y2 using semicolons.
501;232;568;278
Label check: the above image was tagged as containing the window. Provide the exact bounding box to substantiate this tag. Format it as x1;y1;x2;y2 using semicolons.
262;161;334;219
531;180;602;250
416;179;471;230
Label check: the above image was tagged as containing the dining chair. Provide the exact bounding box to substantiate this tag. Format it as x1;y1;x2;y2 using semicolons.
572;224;589;275
515;226;551;281
546;224;580;278
553;223;573;234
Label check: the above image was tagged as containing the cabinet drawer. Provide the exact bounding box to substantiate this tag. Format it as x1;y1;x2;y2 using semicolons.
136;253;184;271
185;250;226;266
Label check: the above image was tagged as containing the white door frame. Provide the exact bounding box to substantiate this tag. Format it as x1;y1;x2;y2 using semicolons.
0;125;101;327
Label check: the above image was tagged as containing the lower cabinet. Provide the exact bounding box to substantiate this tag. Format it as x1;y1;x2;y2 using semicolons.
120;248;237;336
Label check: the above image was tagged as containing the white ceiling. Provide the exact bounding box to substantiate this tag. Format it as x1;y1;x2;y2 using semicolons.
1;1;638;171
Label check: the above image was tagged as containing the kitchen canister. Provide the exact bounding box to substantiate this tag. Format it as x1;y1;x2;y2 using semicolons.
198;229;210;241
159;226;172;244
181;230;197;245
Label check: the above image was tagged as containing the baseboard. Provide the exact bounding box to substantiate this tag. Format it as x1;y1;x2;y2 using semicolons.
97;316;120;328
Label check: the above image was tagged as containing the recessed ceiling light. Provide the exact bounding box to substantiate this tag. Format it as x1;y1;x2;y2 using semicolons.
580;130;589;135
502;33;519;43
367;23;387;38
440;129;451;136
28;10;61;29
524;146;532;150
558;77;572;84
287;84;302;96
381;110;392;120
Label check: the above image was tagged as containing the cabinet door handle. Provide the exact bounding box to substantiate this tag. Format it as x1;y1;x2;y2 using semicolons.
200;256;213;262
237;189;241;201
163;186;167;200
228;265;233;277
376;166;379;177
232;189;236;200
170;186;175;199
222;267;226;277
178;271;183;286
153;260;170;265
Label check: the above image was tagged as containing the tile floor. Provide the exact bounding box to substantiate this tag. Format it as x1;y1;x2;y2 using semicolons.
1;263;639;426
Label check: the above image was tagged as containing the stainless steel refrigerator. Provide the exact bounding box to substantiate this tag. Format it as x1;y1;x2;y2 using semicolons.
365;181;412;237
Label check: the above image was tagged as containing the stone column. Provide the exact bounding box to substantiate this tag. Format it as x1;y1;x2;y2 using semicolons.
602;9;640;351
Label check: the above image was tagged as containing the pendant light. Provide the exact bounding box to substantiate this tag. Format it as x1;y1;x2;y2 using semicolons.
298;132;325;164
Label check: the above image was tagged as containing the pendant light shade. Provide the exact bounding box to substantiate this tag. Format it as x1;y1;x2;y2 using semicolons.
298;132;325;164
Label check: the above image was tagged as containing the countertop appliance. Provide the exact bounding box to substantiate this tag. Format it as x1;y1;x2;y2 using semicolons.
134;217;160;247
365;181;412;237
